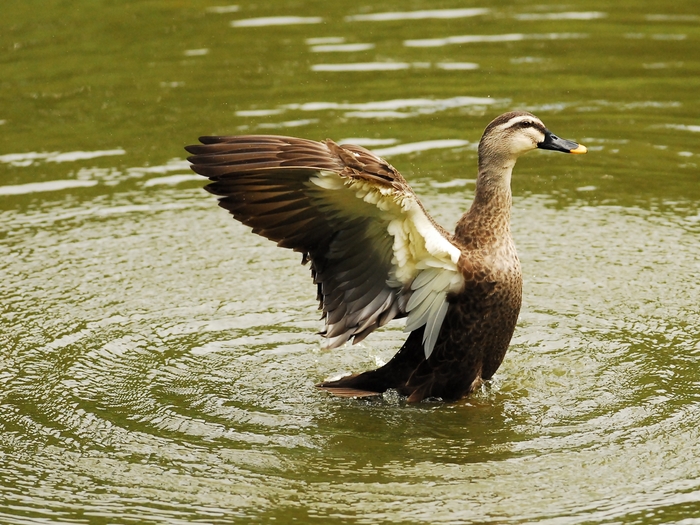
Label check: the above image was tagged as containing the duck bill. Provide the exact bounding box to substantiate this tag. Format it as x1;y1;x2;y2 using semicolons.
538;129;587;154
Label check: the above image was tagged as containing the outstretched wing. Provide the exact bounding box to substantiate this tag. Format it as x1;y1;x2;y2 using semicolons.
185;135;464;358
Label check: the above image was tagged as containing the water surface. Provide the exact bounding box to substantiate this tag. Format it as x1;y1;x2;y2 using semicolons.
2;1;700;523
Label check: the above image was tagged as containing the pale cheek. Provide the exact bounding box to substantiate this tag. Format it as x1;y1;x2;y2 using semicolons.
513;136;538;154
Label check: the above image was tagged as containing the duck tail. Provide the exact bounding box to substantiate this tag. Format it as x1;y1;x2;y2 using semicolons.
316;328;426;399
315;371;388;398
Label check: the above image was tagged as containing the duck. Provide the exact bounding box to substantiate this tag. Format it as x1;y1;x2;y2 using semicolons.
185;111;587;402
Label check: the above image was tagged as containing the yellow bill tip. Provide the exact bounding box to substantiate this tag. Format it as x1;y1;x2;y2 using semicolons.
570;144;588;154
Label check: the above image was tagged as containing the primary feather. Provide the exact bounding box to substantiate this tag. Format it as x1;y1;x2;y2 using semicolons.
186;135;462;357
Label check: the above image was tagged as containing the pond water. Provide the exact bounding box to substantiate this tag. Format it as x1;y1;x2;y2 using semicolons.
2;0;700;523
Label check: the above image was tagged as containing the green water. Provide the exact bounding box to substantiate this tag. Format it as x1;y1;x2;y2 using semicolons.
2;1;700;523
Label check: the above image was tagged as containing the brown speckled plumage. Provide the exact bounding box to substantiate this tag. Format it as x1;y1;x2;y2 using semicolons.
185;111;586;402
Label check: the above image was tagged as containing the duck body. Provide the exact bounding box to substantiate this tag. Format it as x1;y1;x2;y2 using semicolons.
322;197;523;402
185;111;586;402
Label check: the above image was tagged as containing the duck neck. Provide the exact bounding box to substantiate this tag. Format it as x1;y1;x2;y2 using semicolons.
454;155;514;245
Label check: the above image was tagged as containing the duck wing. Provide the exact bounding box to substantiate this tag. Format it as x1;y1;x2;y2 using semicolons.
185;135;464;357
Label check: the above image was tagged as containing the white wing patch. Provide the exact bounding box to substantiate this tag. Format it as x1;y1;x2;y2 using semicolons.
392;198;463;358
307;170;464;359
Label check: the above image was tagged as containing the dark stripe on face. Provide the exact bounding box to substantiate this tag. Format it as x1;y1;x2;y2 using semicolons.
512;118;547;135
482;111;541;138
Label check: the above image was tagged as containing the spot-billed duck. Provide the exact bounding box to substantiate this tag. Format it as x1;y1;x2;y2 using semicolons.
185;111;586;402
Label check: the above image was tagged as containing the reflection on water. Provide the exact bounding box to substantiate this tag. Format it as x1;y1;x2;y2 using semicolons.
264;97;499;122
0;179;99;196
436;62;479;70
665;124;700;132
405;32;589;47
231;16;324;27
311;62;412;72
183;48;210;57
2;0;700;522
645;14;700;22
0;149;126;167
514;11;607;21
311;62;481;72
344;8;490;22
369;139;470;157
310;43;376;53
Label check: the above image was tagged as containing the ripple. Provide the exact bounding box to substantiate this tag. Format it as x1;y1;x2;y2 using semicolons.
279;96;500;120
142;174;202;187
0;179;98;195
652;33;687;40
311;62;410;72
665;124;700;133
371;139;470;157
183;48;209;56
257;118;320;129
3;187;700;523
645;14;700;22
305;37;345;45
287;97;496;112
205;5;240;14
514;11;607;20
235;108;284;117
231;16;323;28
5;0;700;521
435;62;479;70
310;43;375;53
345;8;489;22
233;96;500;122
0;149;125;167
405;32;588;47
644;61;685;69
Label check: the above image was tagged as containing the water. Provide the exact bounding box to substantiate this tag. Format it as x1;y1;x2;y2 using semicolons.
1;1;700;523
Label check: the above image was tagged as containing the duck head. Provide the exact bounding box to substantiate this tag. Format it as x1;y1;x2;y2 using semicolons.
479;111;587;165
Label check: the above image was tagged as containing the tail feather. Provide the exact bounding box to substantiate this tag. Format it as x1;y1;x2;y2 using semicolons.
316;374;384;398
316;328;426;399
315;368;392;397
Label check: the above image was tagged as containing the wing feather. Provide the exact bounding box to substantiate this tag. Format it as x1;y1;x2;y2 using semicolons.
424;298;450;358
186;134;464;357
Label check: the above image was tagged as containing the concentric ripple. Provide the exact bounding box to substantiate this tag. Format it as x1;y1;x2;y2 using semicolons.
2;0;700;520
2;180;700;522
